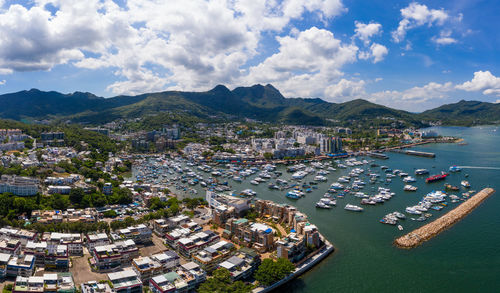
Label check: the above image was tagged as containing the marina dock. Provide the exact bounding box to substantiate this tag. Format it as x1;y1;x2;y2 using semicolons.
394;188;495;249
389;149;436;158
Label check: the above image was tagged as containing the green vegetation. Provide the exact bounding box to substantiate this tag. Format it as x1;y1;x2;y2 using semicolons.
254;258;295;286
198;268;253;293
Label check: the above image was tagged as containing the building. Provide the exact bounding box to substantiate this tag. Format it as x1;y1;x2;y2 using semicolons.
0;175;39;196
132;251;180;283
192;240;235;272
149;264;206;293
107;269;143;293
223;219;275;253
6;254;35;277
320;137;343;154
276;233;306;263
42;233;83;256
32;209;99;224
0;253;11;279
80;281;113;293
216;248;260;281
0;228;37;245
85;233;111;252
110;224;152;245
0;239;22;255
48;185;72;194
24;241;69;270
176;231;219;257
91;240;139;271
12;273;76;293
41;132;65;146
102;183;113;195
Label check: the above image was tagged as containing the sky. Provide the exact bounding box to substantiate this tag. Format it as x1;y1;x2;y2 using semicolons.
0;0;499;112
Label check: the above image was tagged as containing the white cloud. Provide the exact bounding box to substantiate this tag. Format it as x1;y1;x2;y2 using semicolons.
433;30;457;45
392;2;449;43
245;27;358;98
0;0;348;95
0;80;5;85
353;21;382;45
368;81;454;110
456;71;500;96
325;79;366;102
370;43;388;63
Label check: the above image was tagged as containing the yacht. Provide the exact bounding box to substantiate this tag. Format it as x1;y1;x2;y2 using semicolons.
405;206;422;215
403;176;416;183
461;180;470;188
320;198;336;206
316;202;331;209
415;169;429;175
449;165;462;172
404;185;418;191
314;175;327;182
250;180;259;185
286;190;304;199
344;204;364;212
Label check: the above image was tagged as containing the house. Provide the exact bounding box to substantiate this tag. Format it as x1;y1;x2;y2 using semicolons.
24;241;69;270
192;240;235;272
12;273;75;293
91;240;139;271
110;224;152;245
107;269;143;293
0;239;21;255
6;254;35;277
42;232;83;256
85;233;111;252
80;281;113;293
0;253;11;279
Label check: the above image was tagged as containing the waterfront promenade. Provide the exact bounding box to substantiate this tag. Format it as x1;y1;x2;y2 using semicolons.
395;188;495;249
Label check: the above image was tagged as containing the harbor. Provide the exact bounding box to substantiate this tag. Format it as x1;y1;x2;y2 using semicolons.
394;187;495;249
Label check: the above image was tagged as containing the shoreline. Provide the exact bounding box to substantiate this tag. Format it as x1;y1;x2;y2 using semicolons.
252;235;335;293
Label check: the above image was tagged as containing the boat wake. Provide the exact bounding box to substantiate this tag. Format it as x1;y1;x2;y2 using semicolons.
458;166;500;170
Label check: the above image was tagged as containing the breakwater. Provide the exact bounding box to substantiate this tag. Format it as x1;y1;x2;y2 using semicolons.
394;188;495;249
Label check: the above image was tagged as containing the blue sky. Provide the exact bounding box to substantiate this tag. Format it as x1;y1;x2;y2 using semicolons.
0;0;499;111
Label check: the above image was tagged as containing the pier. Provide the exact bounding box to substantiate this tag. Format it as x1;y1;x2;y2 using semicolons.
389;149;436;158
394;188;495;249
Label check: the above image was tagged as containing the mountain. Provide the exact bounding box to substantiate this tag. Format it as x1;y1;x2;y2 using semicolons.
0;85;496;127
418;100;500;125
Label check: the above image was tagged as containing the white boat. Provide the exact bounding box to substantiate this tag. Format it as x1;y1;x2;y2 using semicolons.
314;175;327;182
292;171;308;180
415;169;429;175
403;176;416;183
344;204;363;212
461;180;470;188
404;185;418;191
320;198;336;206
316;202;331;209
405;206;422;215
250;180;259;185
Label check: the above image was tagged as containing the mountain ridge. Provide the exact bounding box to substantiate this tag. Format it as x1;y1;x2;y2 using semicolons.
0;85;496;126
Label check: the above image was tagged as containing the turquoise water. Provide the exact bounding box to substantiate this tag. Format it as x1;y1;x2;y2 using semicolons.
275;126;500;293
136;126;500;292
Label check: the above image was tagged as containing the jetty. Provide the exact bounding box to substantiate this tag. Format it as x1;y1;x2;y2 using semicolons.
394;188;495;249
389;149;436;158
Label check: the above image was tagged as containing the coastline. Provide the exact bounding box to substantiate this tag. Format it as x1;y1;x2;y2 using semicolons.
252;235;335;293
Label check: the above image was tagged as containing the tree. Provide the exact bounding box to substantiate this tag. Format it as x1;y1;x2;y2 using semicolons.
254;258;295;286
69;188;85;206
293;142;300;147
198;268;252;293
263;152;273;160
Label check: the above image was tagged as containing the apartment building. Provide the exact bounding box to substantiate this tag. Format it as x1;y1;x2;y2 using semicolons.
24;241;69;270
0;175;39;196
42;233;83;256
192;240;235;272
0;253;10;279
276;233;306;263
149;264;205;293
85;233;111;251
217;248;260;281
91;240;139;271
132;251;180;283
176;230;219;257
0;239;21;255
0;228;38;245
110;224;152;245
80;281;113;293
6;254;35;277
32;208;99;224
107;269;143;293
223;218;275;253
12;273;76;293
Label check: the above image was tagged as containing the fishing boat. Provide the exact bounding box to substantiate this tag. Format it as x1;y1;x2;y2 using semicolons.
444;183;459;191
425;172;448;183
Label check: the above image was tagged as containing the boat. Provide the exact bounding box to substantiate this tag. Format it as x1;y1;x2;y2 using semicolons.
415;169;429;175
404;185;418;191
444;183;459;191
314;175;327;182
405;206;422;215
344;204;363;212
461;180;470;188
449;165;462;172
397;225;403;231
240;189;257;196
316;202;331;209
403;176;416;183
425;172;449;183
286;190;304;199
320;198;336;206
250;180;259;185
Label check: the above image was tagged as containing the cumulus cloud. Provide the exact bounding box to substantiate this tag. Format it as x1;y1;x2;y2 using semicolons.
354;21;382;45
392;2;450;43
325;79;366;101
456;71;500;96
0;80;5;85
245;27;358;98
0;0;348;95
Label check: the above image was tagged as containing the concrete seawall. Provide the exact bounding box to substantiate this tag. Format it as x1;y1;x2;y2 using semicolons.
395;188;495;249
